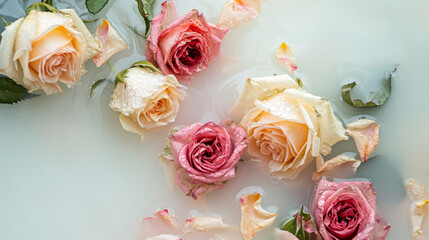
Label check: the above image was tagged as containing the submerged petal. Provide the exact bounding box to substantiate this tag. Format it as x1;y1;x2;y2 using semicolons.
347;118;380;162
312;154;361;181
142;209;182;239
217;0;265;29
240;193;277;240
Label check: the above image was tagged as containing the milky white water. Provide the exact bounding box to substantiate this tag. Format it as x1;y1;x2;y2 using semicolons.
1;0;428;239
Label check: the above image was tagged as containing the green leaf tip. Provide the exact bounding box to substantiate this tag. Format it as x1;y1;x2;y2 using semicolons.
341;66;397;108
131;60;161;74
89;79;106;98
279;206;312;240
85;0;109;15
0;76;39;104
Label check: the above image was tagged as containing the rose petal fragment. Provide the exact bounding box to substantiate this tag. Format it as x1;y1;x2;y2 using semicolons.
273;228;299;240
240;193;277;240
347;119;380;162
183;216;242;240
275;42;297;74
405;179;429;240
142;209;182;239
93;19;127;67
312;154;361;181
217;0;265;29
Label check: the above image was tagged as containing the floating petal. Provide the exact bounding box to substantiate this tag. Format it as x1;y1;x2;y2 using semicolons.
347;118;380;162
312;154;361;181
93;19;127;67
275;42;297;74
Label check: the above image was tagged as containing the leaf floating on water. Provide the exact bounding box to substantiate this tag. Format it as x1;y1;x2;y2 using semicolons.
277;206;319;240
136;0;156;37
85;0;109;15
0;76;38;104
341;67;397;108
89;79;106;98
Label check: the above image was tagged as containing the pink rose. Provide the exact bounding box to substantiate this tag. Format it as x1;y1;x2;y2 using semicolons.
146;1;228;80
169;120;247;199
311;179;390;240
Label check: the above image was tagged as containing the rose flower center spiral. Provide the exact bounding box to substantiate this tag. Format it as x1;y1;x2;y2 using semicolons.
177;40;203;66
324;198;361;239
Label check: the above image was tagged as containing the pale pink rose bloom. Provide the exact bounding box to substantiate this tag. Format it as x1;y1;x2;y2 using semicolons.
146;1;228;81
169;120;247;199
311;179;390;240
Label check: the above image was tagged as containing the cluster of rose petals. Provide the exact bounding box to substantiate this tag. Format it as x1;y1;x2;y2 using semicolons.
110;63;184;140
232;74;348;179
0;10;125;95
217;0;266;29
311;179;390;240
240;193;277;240
169;120;247;199
146;1;228;81
347;119;380;162
142;210;241;240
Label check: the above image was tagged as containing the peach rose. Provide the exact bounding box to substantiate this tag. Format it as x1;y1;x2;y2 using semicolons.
110;61;185;140
232;74;348;179
0;9;126;95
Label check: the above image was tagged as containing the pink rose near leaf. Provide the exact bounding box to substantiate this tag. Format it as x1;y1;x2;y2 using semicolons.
311;179;390;240
160;120;247;199
146;1;228;81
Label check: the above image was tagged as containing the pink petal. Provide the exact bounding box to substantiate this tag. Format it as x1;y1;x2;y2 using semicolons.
275;42;298;74
93;19;127;67
347;119;380;162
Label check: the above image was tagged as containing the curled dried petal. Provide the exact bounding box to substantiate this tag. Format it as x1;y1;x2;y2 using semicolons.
183;216;242;239
240;193;277;240
275;42;297;74
347;118;380;162
405;179;429;240
312;154;361;181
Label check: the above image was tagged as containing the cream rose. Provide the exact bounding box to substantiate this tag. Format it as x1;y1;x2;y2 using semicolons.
110;61;185;139
0;9;126;95
232;74;348;179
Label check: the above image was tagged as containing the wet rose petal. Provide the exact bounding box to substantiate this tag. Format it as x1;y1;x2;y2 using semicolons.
273;228;299;240
217;0;265;29
312;154;361;181
240;193;277;240
347;118;380;162
142;209;182;239
145;234;182;240
275;42;297;74
183;216;242;239
93;19;127;67
405;179;429;240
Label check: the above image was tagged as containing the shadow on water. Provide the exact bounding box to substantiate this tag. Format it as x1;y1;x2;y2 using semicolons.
357;155;406;204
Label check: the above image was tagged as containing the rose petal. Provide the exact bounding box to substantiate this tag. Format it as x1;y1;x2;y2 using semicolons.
183;216;242;240
405;179;429;240
347;118;380;162
145;234;182;240
217;0;265;29
283;88;348;155
231;74;300;120
93;19;127;67
142;209;182;239
273;228;299;240
240;193;277;240
312;154;361;181
275;42;297;74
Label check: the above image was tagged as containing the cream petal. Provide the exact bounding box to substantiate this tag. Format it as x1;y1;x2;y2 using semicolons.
347;118;380;162
217;0;265;29
240;193;277;240
0;18;26;87
93;19;127;67
232;74;300;120
405;179;429;240
275;42;297;74
119;114;145;140
254;94;306;124
312;154;361;181
274;121;308;156
145;234;182;240
29;26;73;62
273;228;299;240
142;209;182;239
183;216;242;240
283;88;348;155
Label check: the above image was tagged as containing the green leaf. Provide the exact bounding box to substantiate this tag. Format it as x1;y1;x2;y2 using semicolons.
131;60;161;74
0;16;9;27
280;216;298;234
85;0;109;15
115;69;128;87
135;0;155;37
82;18;100;23
296;78;303;88
341;67;397;108
0;76;38;104
42;0;53;6
26;2;58;15
89;79;106;98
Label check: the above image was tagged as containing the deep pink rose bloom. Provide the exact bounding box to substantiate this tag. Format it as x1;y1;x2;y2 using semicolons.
311;179;390;240
146;1;228;81
170;120;247;199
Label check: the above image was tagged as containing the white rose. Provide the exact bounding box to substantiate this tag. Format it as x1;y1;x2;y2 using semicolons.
232;74;348;179
110;61;185;140
0;9;126;95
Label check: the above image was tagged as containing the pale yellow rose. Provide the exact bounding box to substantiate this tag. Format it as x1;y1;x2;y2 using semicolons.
0;10;126;95
110;61;185;140
232;74;348;179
